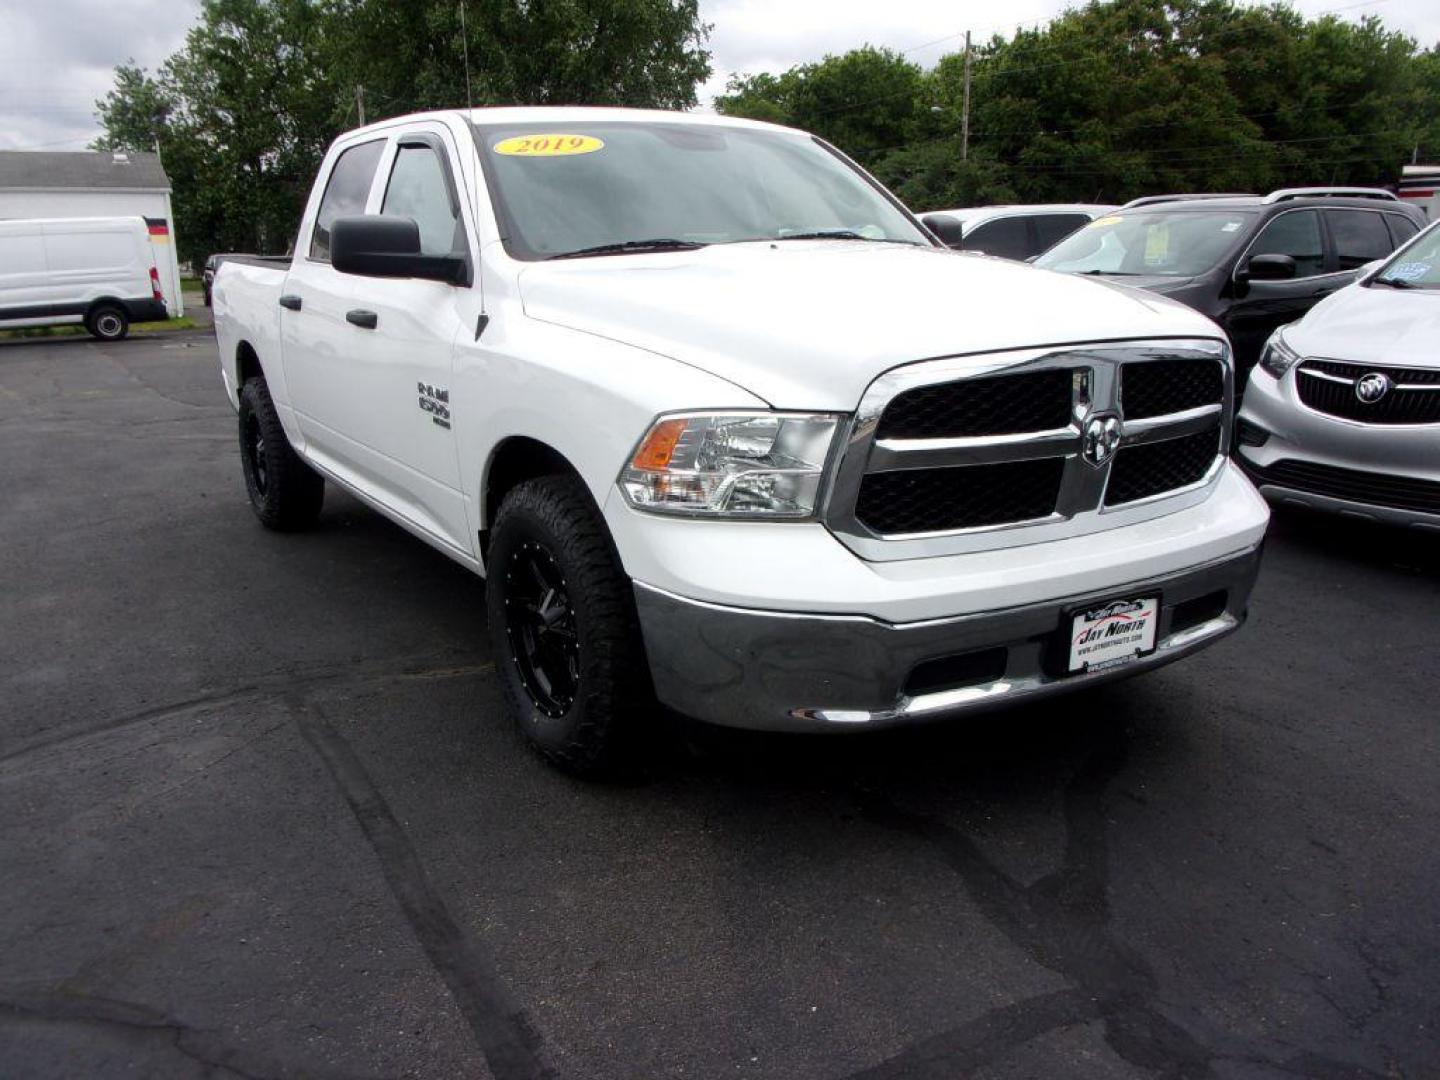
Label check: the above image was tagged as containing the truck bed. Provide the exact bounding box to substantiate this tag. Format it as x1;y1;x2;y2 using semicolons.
212;259;289;411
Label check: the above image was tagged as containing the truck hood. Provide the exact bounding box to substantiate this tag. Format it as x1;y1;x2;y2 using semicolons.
1286;281;1440;370
517;241;1222;409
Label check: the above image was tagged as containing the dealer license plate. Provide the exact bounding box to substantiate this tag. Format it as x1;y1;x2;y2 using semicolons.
1067;597;1159;673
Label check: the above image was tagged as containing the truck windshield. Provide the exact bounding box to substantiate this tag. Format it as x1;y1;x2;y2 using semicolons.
472;121;930;260
1035;210;1256;277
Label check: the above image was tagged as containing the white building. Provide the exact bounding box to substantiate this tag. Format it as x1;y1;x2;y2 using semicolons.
0;150;184;316
1398;165;1438;220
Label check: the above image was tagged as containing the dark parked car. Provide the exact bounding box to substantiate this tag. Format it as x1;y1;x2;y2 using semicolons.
202;254;227;306
203;254;254;306
919;204;1116;261
1033;188;1426;377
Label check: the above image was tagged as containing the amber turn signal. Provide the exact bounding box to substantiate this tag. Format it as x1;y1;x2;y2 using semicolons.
631;418;688;470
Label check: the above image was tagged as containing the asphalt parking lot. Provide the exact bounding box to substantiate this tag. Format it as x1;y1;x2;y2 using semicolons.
2;330;1437;1080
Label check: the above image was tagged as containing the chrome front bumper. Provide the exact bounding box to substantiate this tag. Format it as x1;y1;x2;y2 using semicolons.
633;545;1262;732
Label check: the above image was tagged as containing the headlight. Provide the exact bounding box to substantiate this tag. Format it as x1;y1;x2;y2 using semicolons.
619;412;842;518
1258;329;1301;378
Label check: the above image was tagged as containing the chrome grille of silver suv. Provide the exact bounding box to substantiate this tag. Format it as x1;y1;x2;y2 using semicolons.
824;339;1232;562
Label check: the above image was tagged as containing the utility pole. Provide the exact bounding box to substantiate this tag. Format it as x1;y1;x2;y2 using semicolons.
356;85;366;126
961;30;972;163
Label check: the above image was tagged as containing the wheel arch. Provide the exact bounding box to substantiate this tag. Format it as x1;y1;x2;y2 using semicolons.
480;436;587;563
235;340;263;389
83;297;127;322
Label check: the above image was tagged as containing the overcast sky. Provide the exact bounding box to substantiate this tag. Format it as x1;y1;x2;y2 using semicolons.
2;0;1437;152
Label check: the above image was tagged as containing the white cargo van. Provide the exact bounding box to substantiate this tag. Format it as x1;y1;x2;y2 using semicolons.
0;217;170;340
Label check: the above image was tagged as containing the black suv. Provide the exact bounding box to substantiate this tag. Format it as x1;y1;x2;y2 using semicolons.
1033;188;1426;377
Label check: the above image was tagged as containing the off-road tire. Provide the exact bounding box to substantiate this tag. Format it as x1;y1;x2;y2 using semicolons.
86;304;129;342
238;377;325;530
487;475;652;777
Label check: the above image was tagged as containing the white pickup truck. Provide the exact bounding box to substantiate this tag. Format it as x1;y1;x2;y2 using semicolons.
213;107;1269;774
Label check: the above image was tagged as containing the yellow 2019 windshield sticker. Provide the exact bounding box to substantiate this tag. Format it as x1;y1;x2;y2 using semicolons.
493;134;604;157
1086;215;1122;229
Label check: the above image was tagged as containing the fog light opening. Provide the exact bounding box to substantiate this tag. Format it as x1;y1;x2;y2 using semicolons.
904;647;1009;697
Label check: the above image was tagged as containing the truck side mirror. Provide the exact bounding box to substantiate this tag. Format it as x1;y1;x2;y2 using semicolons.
921;213;965;249
1240;253;1297;282
330;215;470;285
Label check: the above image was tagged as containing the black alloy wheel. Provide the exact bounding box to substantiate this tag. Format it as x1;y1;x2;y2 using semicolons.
485;474;652;776
242;409;268;498
501;539;581;718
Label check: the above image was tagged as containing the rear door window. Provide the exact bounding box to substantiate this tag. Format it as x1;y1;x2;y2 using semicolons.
381;143;464;256
309;139;385;262
1248;210;1324;277
962;216;1031;259
1325;210;1393;271
1383;213;1420;248
1032;214;1091;252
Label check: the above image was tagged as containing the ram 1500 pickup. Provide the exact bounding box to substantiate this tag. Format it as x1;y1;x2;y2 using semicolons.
213;108;1269;775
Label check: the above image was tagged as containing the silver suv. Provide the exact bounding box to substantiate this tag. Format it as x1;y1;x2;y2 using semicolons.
1236;220;1440;531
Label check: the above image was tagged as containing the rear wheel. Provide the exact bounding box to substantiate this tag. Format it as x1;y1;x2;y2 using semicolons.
486;475;652;777
86;304;128;342
238;377;324;530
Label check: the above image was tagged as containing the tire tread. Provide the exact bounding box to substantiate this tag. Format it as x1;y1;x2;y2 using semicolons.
239;377;325;530
487;474;650;777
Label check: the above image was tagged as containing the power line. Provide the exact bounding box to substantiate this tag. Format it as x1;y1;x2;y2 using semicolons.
987;148;1411;178
871;123;1419;171
0;133;97;151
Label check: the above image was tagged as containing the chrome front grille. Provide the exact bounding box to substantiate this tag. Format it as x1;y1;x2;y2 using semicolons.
825;339;1231;561
876;368;1074;438
856;457;1066;533
1105;426;1222;506
1297;360;1440;425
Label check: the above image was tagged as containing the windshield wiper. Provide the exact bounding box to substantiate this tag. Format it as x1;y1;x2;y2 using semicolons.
1371;276;1420;289
1075;269;1143;276
548;238;705;260
775;230;873;241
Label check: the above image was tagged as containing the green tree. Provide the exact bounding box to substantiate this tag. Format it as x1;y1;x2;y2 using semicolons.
717;46;927;163
95;0;712;264
722;0;1435;211
93;64;174;153
322;0;711;115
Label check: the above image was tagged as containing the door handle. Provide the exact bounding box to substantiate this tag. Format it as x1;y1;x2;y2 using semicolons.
278;294;302;311
346;309;378;330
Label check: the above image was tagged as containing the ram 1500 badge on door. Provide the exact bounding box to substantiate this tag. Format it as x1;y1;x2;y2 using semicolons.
212;108;1270;775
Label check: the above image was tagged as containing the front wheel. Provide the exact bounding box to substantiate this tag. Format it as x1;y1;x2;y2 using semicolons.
486;475;652;776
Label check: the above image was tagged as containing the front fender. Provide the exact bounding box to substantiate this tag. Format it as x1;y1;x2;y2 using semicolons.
453;313;767;570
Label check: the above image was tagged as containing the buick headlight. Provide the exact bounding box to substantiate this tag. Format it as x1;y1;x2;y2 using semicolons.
1258;329;1301;379
620;412;841;517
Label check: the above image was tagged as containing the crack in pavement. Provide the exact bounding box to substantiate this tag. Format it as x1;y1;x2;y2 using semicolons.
848;722;1389;1080
1;657;508;1077
95;344;216;412
0;657;493;769
0;987;373;1080
295;699;557;1080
